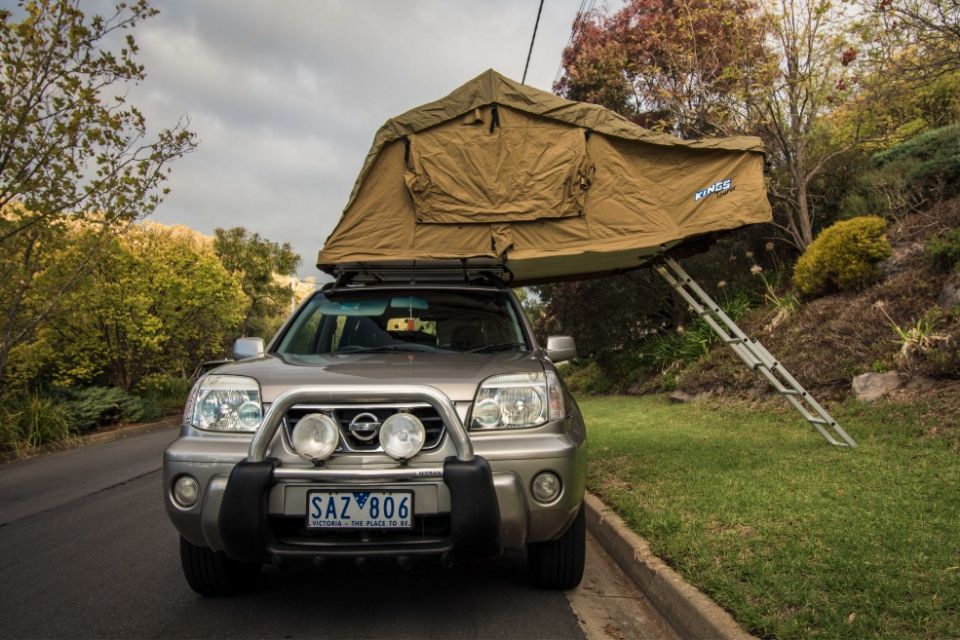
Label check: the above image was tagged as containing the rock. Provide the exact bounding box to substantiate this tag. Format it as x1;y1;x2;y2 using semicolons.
938;273;960;309
668;389;713;403
902;375;936;393
852;371;904;402
878;241;925;276
746;383;769;400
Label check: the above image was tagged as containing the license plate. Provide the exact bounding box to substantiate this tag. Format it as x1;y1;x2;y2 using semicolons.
306;490;414;529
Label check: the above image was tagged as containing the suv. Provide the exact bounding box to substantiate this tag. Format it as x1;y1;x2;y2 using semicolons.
163;272;587;595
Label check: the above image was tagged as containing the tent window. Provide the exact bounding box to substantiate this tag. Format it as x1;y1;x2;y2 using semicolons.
403;121;593;224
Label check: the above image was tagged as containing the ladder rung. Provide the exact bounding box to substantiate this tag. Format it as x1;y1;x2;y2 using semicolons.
656;256;856;448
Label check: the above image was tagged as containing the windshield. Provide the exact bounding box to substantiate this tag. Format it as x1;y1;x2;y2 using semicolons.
274;289;530;355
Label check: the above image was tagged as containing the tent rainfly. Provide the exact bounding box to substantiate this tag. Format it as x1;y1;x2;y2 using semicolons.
317;69;773;285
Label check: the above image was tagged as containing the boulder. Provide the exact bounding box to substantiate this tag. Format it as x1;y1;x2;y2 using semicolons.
852;371;903;402
938;273;960;309
669;389;713;403
878;241;925;276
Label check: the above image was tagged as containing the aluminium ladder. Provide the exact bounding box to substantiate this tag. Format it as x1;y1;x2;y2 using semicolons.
654;256;857;448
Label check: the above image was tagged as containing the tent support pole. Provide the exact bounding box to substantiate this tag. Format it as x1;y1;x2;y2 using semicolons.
654;256;857;448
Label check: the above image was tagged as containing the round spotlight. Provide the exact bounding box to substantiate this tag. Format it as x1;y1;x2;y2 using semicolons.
172;475;200;508
379;413;426;460
531;471;562;504
291;413;340;462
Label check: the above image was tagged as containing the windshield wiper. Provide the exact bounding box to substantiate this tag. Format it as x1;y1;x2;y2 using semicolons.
467;342;527;353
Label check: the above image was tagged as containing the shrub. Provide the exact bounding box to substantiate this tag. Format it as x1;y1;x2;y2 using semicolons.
839;124;960;219
560;360;616;395
793;216;892;296
927;228;960;273
0;394;76;451
64;386;145;433
136;375;191;419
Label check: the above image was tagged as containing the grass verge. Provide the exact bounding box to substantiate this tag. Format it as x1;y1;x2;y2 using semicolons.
581;395;959;640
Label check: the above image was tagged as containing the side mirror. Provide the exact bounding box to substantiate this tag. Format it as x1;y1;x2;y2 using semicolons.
545;335;576;363
232;337;264;360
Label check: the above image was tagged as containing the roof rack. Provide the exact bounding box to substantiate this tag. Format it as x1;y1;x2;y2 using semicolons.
329;260;514;288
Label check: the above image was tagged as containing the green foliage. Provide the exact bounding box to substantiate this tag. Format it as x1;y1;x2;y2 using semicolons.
792;216;892;296
0;393;75;451
559;360;616;395
841;124;960;219
0;0;196;390
136;375;191;419
641;293;752;370
21;223;247;391
927;228;960;272
213;227;302;339
63;387;145;433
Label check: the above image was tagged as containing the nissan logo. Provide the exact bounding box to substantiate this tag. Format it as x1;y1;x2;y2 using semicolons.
348;412;381;442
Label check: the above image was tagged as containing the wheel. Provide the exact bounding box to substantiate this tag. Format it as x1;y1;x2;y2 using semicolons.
526;506;586;590
179;536;260;596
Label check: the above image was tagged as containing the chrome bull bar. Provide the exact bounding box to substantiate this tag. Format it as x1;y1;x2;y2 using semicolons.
247;385;474;467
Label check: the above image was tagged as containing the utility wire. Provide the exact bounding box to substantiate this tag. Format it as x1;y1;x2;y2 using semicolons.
521;0;545;85
553;0;595;88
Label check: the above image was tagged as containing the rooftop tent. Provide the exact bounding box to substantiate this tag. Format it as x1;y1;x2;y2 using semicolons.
317;69;773;285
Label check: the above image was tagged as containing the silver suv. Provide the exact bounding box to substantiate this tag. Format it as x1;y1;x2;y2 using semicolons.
163;272;587;595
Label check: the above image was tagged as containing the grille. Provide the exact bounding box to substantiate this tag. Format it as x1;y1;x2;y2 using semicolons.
283;403;445;453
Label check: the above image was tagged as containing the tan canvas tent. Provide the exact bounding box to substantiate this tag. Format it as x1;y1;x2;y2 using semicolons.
318;69;772;285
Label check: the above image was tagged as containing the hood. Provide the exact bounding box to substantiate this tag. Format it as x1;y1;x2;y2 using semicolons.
212;351;546;403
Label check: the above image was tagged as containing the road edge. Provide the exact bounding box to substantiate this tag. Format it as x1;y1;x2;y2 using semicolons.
1;415;180;463
584;492;756;640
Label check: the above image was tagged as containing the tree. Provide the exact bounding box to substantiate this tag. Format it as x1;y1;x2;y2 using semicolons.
0;1;196;388
756;0;872;249
863;0;960;82
213;227;302;339
11;223;245;391
556;0;773;137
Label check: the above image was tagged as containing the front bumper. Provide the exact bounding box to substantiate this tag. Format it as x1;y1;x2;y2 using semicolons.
164;385;586;563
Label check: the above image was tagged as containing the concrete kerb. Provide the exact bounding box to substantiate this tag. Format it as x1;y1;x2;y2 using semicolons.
2;415;181;463
584;492;756;640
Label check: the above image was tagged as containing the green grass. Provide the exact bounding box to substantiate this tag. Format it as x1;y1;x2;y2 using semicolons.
580;395;960;640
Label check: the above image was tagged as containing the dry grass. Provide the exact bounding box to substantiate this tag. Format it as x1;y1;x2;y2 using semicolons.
675;199;960;399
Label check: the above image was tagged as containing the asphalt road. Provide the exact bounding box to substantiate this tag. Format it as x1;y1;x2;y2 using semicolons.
0;428;674;640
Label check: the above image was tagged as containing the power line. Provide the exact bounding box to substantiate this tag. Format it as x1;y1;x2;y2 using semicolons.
522;0;545;85
553;0;595;88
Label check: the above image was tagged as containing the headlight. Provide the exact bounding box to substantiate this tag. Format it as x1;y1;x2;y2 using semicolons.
469;371;567;429
379;413;426;460
188;375;263;432
291;413;340;462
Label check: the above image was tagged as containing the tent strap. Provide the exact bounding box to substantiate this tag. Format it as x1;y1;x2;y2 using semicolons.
654;256;857;448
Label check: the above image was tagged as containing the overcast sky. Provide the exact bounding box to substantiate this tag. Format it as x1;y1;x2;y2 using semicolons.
54;0;585;277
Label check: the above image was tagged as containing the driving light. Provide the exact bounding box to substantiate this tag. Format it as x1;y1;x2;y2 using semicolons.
189;375;262;432
291;413;340;462
470;372;558;429
379;413;426;460
172;475;200;508
531;471;562;504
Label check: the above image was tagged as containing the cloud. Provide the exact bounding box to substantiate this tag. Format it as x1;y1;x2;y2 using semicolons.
5;0;583;276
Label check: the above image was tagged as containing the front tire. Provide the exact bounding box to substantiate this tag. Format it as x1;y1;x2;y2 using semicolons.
526;506;586;590
179;536;260;596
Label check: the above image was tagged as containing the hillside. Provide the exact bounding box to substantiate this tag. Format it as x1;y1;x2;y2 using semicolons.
565;196;960;432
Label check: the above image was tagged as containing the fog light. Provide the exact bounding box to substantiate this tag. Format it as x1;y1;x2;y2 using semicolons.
291;413;340;462
172;475;200;508
531;471;562;504
379;413;426;460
